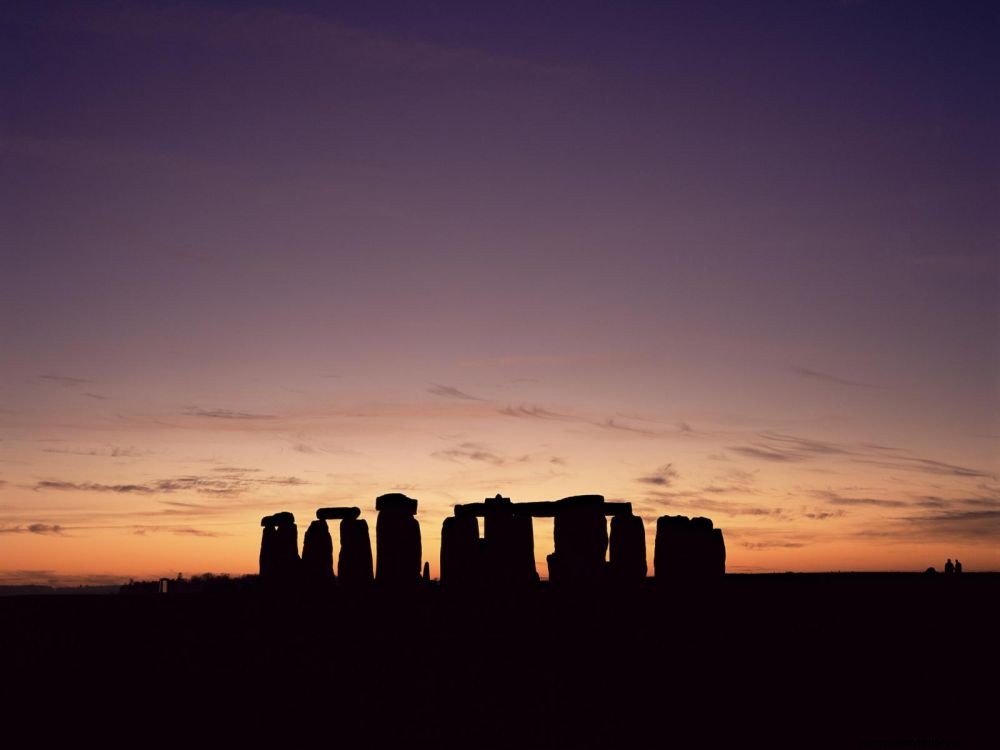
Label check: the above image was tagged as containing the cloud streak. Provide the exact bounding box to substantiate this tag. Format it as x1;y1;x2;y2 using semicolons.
0;523;65;535
40;445;146;458
728;432;994;479
34;472;307;497
498;404;586;422
427;384;485;401
792;366;887;389
183;407;277;420
433;442;508;466
38;375;91;387
636;464;678;487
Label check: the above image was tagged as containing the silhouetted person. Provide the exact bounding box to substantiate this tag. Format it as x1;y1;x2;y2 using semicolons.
945;558;954;575
955;559;963;574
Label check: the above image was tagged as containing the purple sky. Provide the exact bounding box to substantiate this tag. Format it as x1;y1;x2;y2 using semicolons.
1;0;998;583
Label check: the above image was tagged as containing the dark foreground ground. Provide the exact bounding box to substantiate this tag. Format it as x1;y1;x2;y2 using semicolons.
2;574;996;748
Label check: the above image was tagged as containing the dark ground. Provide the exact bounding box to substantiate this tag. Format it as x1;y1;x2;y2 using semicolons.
2;574;995;748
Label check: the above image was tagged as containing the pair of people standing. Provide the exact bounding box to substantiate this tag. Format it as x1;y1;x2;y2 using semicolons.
944;558;963;574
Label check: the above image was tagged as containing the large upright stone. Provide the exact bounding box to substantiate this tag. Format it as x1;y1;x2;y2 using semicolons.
440;513;481;587
375;493;422;586
711;527;726;577
509;514;539;585
547;495;608;585
609;513;647;582
479;495;538;586
338;517;373;586
259;524;276;578
259;512;301;586
654;515;725;580
302;519;334;586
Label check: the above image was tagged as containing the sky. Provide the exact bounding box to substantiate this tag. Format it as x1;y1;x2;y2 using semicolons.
1;0;998;585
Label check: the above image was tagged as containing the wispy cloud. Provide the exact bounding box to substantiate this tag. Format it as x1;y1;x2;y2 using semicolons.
34;472;307;497
0;523;65;535
498;404;585;422
729;445;803;462
728;432;994;479
894;509;1000;541
598;418;661;437
38;375;91;387
852;456;994;479
636;464;678;487
433;442;508;466
36;480;155;494
427;384;485;401
430;441;542;468
792;366;887;389
183;407;277;420
803;510;847;520
165;526;224;538
40;445;146;458
813;490;908;508
644;493;782;517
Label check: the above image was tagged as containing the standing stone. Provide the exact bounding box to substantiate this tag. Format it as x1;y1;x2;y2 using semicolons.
273;521;301;584
259;523;276;580
711;527;726;577
654;515;693;579
375;493;422;586
302;519;335;586
509;514;539;585
441;513;481;587
259;512;301;587
481;496;539;587
338;517;373;586
548;496;608;585
654;515;725;580
609;513;647;582
422;561;431;581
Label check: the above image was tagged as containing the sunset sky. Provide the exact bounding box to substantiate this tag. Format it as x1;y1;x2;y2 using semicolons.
2;0;998;585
